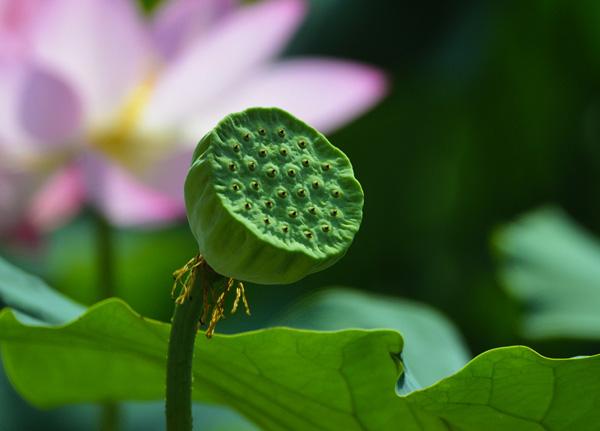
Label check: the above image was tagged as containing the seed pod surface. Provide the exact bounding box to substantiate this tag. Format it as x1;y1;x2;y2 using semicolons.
185;107;363;284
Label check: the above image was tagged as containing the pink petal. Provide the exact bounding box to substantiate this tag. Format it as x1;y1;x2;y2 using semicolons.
141;0;306;131
0;60;82;155
151;0;235;60
0;168;35;234
26;164;85;231
29;0;151;123
182;58;389;139
0;0;53;57
84;154;185;226
18;63;82;146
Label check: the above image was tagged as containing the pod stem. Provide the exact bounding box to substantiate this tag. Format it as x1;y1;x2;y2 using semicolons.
93;211;120;431
166;257;217;431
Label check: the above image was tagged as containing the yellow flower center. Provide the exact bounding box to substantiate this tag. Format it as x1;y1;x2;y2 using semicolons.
90;74;163;173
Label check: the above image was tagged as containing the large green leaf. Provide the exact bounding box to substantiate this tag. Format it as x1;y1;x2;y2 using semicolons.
1;299;599;430
494;206;600;339
274;288;470;390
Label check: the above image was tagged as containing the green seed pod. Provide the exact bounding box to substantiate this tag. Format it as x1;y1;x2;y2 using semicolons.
185;107;363;284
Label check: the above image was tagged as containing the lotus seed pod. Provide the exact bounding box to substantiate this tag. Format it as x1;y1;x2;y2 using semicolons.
184;107;363;284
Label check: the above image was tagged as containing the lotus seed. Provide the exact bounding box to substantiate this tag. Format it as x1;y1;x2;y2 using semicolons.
184;107;364;285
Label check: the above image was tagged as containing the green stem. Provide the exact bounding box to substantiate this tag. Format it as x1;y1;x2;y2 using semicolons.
166;262;212;431
93;211;120;431
95;212;115;299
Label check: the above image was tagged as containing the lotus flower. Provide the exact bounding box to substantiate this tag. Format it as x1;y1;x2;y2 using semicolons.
0;0;387;234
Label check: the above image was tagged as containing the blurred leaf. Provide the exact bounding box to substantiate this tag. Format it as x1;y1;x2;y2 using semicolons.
2;297;599;430
0;256;84;325
44;216;196;321
495;206;600;339
274;288;470;390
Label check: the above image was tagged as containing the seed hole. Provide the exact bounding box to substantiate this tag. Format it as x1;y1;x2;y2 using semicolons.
301;159;310;167
282;225;289;233
278;129;285;137
308;206;317;215
304;230;313;239
233;143;241;152
232;183;241;191
280;147;288;156
298;139;307;149
258;128;266;136
263;217;271;225
287;168;296;177
258;148;268;157
251;181;260;190
331;190;341;198
267;168;277;178
265;200;274;208
248;161;256;171
288;210;298;218
312;180;319;189
330;209;338;217
277;190;288;198
297;188;306;198
243;133;251;141
228;162;236;171
321;224;330;233
322;163;331;171
244;202;252;210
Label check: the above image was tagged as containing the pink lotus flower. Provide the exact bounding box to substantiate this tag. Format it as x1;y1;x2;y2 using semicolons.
0;0;387;233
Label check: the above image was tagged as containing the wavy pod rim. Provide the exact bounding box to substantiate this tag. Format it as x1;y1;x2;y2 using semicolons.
184;107;364;285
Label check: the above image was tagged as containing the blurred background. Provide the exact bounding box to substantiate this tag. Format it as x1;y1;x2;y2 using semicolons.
2;0;600;429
